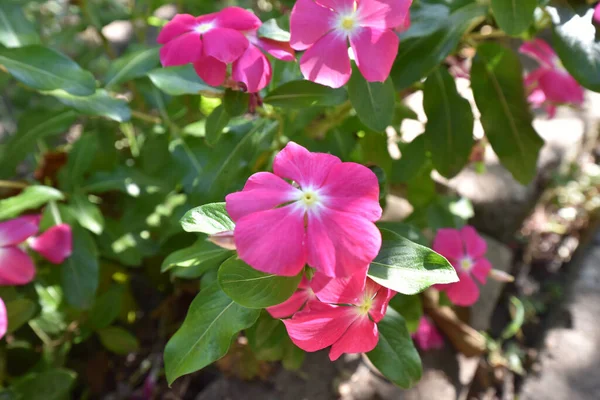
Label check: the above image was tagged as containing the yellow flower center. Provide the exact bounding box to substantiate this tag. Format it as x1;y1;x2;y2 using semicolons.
460;257;473;272
357;296;373;316
195;22;213;34
341;16;355;31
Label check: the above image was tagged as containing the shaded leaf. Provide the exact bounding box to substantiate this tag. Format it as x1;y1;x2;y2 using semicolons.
490;0;536;36
264;80;347;108
97;326;140;355
5;298;36;334
348;73;395;132
70;192;105;235
11;369;76;400
205;105;230;145
0;186;63;221
61;225;99;309
0;2;41;48
105;47;160;89
46;89;131;122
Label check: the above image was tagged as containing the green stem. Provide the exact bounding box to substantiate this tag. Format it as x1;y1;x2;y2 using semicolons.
0;180;28;189
48;200;63;225
121;123;140;157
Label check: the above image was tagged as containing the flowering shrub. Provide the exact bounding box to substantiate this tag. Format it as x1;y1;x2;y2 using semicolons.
0;0;598;396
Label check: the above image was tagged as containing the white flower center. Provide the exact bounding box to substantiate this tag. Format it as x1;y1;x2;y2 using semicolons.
299;189;320;208
459;257;473;272
336;5;360;35
194;22;214;34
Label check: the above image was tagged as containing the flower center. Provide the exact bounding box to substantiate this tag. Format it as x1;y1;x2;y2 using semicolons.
341;16;355;30
459;257;473;272
357;296;373;316
300;190;319;207
194;22;214;34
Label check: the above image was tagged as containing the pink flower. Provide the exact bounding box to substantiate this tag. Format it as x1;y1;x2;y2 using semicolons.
412;317;444;350
267;277;316;318
0;298;6;340
0;215;40;286
595;3;600;24
290;0;412;88
225;141;382;279
394;11;411;33
283;278;394;360
232;29;295;93
158;8;261;86
29;224;73;264
520;39;584;118
433;226;492;307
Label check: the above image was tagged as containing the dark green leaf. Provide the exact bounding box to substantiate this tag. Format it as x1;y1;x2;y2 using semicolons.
390;135;429;184
247;311;300;363
5;298;36;334
148;64;221;95
471;43;543;184
218;257;302;309
104;47;160;89
491;0;536;36
348;73;395;132
11;369;76;400
368;229;458;294
366;307;422;388
257;18;291;42
61;133;98;190
87;284;125;330
423;67;474;178
180;202;234;234
223;89;249;116
97;326;140;355
0;186;63;221
61;226;99;309
164;283;260;384
162;238;233;272
46;89;131;122
0;3;41;48
388;294;423;333
0;45;95;96
264;80;348;108
70;192;105;235
205;105;230;145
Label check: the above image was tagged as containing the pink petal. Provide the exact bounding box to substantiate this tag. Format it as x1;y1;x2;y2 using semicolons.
232;44;272;93
519;39;558;69
306;209;381;278
159;32;203;67
157;14;199;44
329;315;378;361
216;6;262;31
316;0;355;11
0;215;40;247
311;268;367;304
357;0;412;30
395;11;411;33
256;38;296;61
193;56;227;86
350;26;399;82
368;281;395;323
320;162;382;221
234;205;306;276
29;224;73;264
527;87;547;107
460;226;487;259
0;298;6;339
546;104;557;119
273;141;341;189
0;247;35;286
267;288;312;318
471;258;492;284
441;272;479;307
225;172;301;221
538;69;585;105
433;228;464;262
413;317;444;350
595;4;600;24
299;31;352;88
283;303;359;352
290;0;336;51
202;28;249;64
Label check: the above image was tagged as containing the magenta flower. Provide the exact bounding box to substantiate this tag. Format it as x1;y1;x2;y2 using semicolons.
267;277;316;318
283;278;394;360
520;39;584;118
412;317;444;351
158;7;261;86
394;10;411;33
29;224;73;265
0;298;6;340
290;0;412;88
0;215;40;286
433;226;492;307
595;3;600;24
226;141;382;279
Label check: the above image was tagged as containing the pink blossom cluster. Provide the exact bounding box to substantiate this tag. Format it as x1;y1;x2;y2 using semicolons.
0;215;72;340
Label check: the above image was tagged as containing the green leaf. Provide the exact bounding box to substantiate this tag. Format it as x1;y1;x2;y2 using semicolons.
147;65;222;96
264;80;348;108
218;257;302;309
61;133;98;190
70;192;105;235
0;2;41;48
205;105;230;145
5;298;36;334
390;135;429;184
164;282;260;384
368;229;458;294
11;369;76;400
0;186;63;221
391;3;488;90
45;89;131;122
87;284;125;330
549;5;600;92
490;0;536;36
423;67;474;178
0;45;95;96
61;226;99;309
257;18;291;42
388;294;423;333
470;43;543;184
97;326;140;355
180;202;234;234
500;296;525;340
104;47;160;89
366;307;422;388
247;311;301;364
348;73;395;132
162;238;232;272
223;89;248;116
376;222;429;246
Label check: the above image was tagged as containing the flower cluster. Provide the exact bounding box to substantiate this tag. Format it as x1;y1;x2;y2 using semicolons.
0;216;72;339
158;7;295;93
519;39;584;118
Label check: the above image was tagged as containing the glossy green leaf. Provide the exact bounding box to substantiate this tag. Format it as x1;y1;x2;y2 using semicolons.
61;226;99;309
388;294;423;333
264;80;348;108
97;326;140;355
368;229;458;294
0;45;95;95
162;238;233;272
87;284;125;330
366;307;422;388
70;192;105;235
0;186;64;221
218;257;302;309
61;133;98;191
11;369;76;400
257;18;290;42
348;73;395;132
247;311;301;365
104;47;160;89
490;0;536;36
164;283;260;384
223;89;248;116
205;105;230;145
376;222;429;246
148;64;221;95
0;3;41;48
180;202;234;234
471;43;543;184
46;89;131;122
5;298;36;334
423;67;474;178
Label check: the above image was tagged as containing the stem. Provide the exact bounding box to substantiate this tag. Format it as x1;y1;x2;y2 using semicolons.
467;30;509;40
131;110;162;124
121;123;140;157
48;200;63;225
29;320;53;346
0;180;28;189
